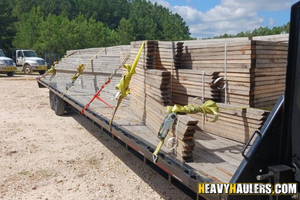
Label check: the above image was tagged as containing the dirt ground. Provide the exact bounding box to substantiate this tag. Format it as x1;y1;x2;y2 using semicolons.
0;75;192;200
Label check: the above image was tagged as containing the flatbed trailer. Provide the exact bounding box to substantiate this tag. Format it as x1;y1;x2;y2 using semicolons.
37;2;300;199
38;71;240;200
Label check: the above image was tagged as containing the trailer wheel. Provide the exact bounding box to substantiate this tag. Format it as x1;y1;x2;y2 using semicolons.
39;70;45;75
24;65;33;75
49;91;55;110
7;72;14;77
54;95;66;116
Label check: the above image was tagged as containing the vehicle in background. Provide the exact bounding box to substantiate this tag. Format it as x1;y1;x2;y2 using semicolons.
12;49;47;75
0;49;17;77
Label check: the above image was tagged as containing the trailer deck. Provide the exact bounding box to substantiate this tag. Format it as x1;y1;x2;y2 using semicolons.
38;71;245;198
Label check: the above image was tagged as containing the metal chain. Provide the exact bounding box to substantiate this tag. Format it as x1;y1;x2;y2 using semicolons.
108;54;130;81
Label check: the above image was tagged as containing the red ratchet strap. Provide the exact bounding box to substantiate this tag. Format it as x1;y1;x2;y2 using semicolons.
81;79;113;114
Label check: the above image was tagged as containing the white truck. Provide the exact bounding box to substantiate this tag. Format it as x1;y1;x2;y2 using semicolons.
12;49;47;75
0;49;16;77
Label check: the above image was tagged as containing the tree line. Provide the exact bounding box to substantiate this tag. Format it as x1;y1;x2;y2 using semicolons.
0;0;291;57
213;23;290;39
0;0;191;56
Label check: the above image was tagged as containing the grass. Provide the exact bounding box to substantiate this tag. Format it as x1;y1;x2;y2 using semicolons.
18;170;31;176
88;157;99;165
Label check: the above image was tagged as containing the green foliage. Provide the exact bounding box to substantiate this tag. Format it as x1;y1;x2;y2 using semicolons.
128;0;190;41
34;14;119;55
5;0;192;57
0;0;16;53
118;18;135;45
214;23;290;39
10;0;72;19
72;0;130;30
4;0;291;59
13;6;44;51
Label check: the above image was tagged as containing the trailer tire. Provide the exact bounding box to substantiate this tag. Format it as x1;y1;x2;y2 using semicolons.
39;70;45;75
49;91;55;110
24;65;33;75
54;95;66;116
7;72;14;77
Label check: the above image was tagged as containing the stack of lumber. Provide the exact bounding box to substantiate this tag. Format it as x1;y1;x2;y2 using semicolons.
145;41;156;69
252;41;287;108
171;69;220;104
253;34;289;43
189;102;270;144
153;41;183;70
57;45;130;74
145;70;170;105
128;41;147;121
174;42;184;68
130;40;176;120
178;38;288;108
145;96;199;162
128;41;199;162
126;40;155;69
53;45;130;96
180;39;252;72
166;115;198;162
218;41;288;108
145;95;167;134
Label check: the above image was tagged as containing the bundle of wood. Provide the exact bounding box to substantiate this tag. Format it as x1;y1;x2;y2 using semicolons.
171;69;220;104
253;34;289;43
127;40;155;69
152;41;183;70
180;39;251;72
58;46;130;73
129;41;172;121
128;40;200;162
145;96;199;162
145;95;167;134
166;115;198;162
179;38;288;108
146;70;170;105
127;41;148;121
219;41;288;108
189;103;270;144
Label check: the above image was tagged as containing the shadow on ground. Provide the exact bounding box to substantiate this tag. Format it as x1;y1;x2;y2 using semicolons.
64;111;196;200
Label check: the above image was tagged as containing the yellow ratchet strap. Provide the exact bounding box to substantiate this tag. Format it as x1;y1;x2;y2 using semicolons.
109;41;145;126
38;65;57;81
153;100;219;163
63;48;106;96
153;140;164;162
167;100;219;122
46;65;56;74
71;64;84;82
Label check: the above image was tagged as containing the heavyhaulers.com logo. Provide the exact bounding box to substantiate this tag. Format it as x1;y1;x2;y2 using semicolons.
198;183;298;195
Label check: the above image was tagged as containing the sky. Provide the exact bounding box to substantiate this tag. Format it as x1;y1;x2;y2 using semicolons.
149;0;297;38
